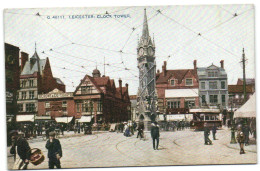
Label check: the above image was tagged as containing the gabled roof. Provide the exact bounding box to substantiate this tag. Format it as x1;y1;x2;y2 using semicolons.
21;51;46;75
94;76;110;87
156;69;197;84
237;78;255;85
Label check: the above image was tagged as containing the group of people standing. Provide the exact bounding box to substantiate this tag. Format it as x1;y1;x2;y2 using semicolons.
9;130;63;170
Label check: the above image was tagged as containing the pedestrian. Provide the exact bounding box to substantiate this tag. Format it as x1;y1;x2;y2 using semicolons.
10;130;31;170
151;121;160;150
45;132;63;169
137;122;144;139
123;122;130;137
237;124;245;154
204;123;212;145
212;124;217;140
243;123;251;146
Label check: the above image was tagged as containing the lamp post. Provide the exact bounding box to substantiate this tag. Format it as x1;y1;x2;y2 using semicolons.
229;94;237;144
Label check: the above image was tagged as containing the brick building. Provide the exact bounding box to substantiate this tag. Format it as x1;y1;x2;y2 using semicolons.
228;78;255;109
38;88;75;119
73;68;131;124
5;43;20;121
17;47;65;119
156;60;199;116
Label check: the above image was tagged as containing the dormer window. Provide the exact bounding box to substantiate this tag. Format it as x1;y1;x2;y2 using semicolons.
170;79;175;86
185;78;193;86
208;71;218;77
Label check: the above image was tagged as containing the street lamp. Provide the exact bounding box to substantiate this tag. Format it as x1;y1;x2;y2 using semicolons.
229;94;237;144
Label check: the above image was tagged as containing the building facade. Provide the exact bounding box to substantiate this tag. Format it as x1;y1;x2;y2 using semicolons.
17;48;65;118
74;68;131;124
156;60;199;116
197;60;228;110
5;43;20;121
228;78;255;109
38;88;75;119
136;9;158;128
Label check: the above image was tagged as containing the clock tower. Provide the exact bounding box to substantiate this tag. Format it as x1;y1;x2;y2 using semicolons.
136;8;158;130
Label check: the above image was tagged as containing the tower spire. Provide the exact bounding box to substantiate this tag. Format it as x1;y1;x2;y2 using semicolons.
142;8;149;39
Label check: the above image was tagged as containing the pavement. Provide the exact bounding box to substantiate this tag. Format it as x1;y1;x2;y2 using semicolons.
7;128;257;169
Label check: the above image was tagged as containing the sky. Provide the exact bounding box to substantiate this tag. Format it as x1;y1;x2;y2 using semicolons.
4;5;255;95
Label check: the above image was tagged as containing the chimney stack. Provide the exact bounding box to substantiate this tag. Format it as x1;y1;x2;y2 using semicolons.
193;60;197;70
220;60;224;68
125;83;129;93
162;61;167;76
21;52;28;72
119;79;122;95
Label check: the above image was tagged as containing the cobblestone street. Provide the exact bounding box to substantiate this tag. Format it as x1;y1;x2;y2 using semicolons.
7;128;257;169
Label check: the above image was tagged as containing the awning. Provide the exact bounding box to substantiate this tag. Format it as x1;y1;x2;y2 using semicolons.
78;116;92;123
55;117;73;123
16;115;34;122
189;108;220;113
165;89;199;98
35;116;52;120
234;93;256;118
166;114;193;121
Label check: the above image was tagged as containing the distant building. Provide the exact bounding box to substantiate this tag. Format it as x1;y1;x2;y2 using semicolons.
73;68;131;124
38;88;75;120
228;78;255;109
17;47;65;120
197;60;228;110
156;60;199;117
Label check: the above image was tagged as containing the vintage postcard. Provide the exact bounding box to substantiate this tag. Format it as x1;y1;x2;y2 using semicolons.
4;5;256;169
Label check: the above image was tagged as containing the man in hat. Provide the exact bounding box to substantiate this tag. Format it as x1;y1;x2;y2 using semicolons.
204;123;212;145
45;131;62;169
10;130;31;170
237;124;245;154
151;121;160;150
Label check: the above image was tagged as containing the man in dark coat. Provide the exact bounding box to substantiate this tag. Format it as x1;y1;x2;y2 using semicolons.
212;124;217;140
45;132;62;169
10;130;31;169
137;123;144;139
151;122;160;150
204;123;212;145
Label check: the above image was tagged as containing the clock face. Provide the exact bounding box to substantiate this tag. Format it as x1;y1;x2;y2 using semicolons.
148;47;154;56
138;48;144;56
7;55;14;64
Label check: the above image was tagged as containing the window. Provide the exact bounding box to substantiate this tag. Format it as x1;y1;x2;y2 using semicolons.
209;95;218;104
201;95;206;104
20;80;26;88
29;80;34;87
29;91;34;99
63;109;68;115
45;102;50;108
167;101;180;108
185;101;195;108
45;111;50;116
209;81;218;89
185;79;193;86
76;103;80;112
222;95;226;104
170;79;175;86
200;82;205;89
26;103;35;112
221;81;225;89
62;101;67;107
81;86;92;94
208;71;218;77
22;92;26;99
98;101;102;112
18;104;23;112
